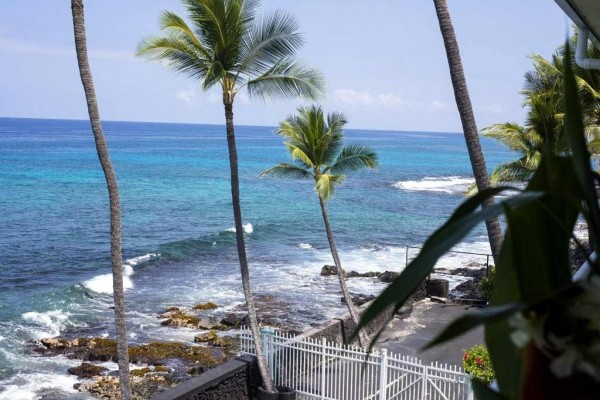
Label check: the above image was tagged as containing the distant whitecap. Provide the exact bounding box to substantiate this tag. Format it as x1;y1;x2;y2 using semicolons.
393;176;473;195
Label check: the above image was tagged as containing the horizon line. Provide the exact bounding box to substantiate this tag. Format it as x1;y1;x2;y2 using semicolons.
0;115;464;136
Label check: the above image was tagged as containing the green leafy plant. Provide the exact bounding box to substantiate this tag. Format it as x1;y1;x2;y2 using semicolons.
355;43;600;399
480;266;495;302
463;345;495;385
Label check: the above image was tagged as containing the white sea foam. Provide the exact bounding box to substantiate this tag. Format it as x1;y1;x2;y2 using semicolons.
0;372;78;400
226;223;253;234
393;176;473;195
299;243;312;249
306;240;492;295
21;310;72;339
126;253;160;266
82;253;159;295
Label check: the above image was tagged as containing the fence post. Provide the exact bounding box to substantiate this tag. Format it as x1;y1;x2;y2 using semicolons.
421;365;428;400
261;327;275;379
378;349;388;400
405;245;409;267
321;337;327;400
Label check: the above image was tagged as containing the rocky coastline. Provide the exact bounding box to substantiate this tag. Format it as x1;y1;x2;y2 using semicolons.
32;262;494;399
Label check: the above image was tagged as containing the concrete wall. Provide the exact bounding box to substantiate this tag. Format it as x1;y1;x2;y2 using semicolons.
153;355;260;400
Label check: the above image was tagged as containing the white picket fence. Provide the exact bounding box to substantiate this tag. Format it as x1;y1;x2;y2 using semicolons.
239;328;473;400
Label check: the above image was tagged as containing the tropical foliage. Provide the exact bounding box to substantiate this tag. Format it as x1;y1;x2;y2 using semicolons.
479;266;495;302
463;344;495;385
137;0;324;393
483;34;600;186
261;105;377;345
357;44;600;399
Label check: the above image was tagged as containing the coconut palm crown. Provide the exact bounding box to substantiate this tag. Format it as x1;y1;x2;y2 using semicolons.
261;105;378;199
136;0;323;104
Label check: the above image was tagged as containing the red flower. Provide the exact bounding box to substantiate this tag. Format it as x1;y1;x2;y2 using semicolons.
463;352;469;360
476;357;482;366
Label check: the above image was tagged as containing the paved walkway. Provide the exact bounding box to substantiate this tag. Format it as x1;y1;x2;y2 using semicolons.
375;299;485;366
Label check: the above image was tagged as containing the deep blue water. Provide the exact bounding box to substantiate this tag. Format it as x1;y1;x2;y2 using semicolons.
0;117;513;398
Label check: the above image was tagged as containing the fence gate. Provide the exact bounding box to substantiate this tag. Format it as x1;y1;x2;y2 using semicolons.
239;328;473;400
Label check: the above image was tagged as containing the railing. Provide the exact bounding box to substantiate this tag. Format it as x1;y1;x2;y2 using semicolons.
240;328;473;400
405;245;492;274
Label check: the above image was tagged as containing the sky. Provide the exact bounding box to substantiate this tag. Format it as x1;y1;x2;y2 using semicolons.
0;0;571;132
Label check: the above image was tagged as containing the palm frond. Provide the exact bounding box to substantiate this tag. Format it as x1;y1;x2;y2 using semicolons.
315;173;344;200
490;160;534;183
184;0;228;50
240;10;304;76
159;11;210;57
327;144;378;174
482;123;533;153
203;60;227;90
136;35;209;79
285;143;315;167
259;163;311;179
246;58;324;101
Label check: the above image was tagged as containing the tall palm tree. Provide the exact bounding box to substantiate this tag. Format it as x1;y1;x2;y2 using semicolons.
70;1;132;399
432;0;503;264
261;106;377;346
137;0;323;392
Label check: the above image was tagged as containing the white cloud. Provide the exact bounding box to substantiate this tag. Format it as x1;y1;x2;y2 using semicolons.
0;36;132;60
335;88;448;112
335;89;375;107
176;88;197;105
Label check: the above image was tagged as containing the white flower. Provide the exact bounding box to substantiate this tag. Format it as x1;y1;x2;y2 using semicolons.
508;312;546;349
550;345;581;378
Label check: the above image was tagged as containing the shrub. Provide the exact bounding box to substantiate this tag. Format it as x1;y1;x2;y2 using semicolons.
479;266;495;301
463;344;495;385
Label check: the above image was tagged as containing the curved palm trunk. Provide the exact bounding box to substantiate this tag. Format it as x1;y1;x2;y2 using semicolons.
223;101;276;393
433;0;503;264
70;1;132;399
318;195;369;346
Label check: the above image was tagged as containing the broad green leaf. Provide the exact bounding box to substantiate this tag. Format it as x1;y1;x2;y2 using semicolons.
563;43;600;259
424;304;522;349
353;187;542;346
485;152;579;398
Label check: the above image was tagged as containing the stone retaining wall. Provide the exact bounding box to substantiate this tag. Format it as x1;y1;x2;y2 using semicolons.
153;355;260;400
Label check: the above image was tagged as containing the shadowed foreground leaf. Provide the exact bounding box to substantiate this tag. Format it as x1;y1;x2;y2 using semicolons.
353;187;542;349
472;379;509;400
424;303;523;349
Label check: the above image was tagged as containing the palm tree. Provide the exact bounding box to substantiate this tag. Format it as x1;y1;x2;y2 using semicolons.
260;106;377;346
432;0;503;264
70;1;132;399
137;0;324;392
483;38;600;187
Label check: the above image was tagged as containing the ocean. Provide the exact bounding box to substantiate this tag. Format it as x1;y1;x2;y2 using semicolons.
0;117;513;399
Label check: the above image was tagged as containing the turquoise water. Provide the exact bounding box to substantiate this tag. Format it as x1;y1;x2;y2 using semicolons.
0;117;512;398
